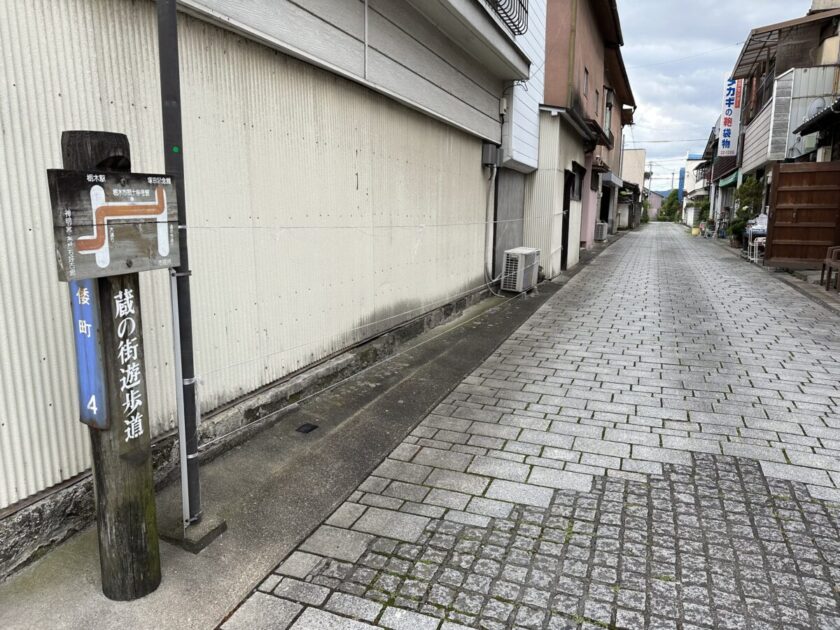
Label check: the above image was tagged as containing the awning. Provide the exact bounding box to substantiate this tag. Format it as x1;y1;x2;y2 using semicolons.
539;106;594;144
719;171;739;188
602;171;623;189
731;9;840;79
793;96;840;135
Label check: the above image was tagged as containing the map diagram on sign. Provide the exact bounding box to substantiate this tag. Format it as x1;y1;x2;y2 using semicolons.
79;185;170;268
48;170;180;281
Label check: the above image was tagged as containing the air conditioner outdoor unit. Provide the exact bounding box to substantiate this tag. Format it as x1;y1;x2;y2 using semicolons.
501;247;540;293
594;222;608;242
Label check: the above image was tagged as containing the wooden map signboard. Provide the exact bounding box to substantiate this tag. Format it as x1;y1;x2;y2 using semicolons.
48;170;180;281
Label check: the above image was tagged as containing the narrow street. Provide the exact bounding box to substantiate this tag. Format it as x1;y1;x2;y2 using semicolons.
223;223;840;630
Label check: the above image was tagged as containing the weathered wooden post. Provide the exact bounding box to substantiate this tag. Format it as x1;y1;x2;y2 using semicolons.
49;131;180;600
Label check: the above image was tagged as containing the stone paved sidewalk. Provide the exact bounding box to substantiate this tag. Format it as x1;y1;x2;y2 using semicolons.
221;224;840;630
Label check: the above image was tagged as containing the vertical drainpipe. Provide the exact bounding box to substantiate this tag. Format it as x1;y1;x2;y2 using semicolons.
567;0;579;108
364;0;369;80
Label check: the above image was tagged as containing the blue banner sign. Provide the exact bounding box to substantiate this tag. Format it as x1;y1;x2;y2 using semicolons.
69;279;109;429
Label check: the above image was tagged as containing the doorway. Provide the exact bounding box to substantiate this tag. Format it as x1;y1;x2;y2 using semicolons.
562;170;574;270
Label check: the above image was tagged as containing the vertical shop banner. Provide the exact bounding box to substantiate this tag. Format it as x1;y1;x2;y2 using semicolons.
719;78;744;157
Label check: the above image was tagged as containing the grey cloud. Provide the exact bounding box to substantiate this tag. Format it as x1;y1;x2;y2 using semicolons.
617;0;813;184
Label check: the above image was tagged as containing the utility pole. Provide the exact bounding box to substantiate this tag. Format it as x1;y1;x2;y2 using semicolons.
157;0;201;527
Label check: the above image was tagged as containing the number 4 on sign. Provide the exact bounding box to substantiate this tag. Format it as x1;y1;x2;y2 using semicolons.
87;395;98;416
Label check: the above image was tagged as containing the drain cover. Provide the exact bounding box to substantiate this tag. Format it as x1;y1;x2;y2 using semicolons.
296;423;318;434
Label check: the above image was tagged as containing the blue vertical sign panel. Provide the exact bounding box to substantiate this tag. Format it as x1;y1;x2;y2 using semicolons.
69;279;109;429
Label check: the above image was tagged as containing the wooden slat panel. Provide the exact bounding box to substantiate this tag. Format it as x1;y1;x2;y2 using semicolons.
766;161;840;266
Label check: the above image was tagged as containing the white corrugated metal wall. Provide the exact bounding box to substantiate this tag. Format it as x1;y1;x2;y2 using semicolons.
0;0;487;510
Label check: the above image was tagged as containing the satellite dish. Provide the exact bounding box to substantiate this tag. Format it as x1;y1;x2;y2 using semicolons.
806;97;827;121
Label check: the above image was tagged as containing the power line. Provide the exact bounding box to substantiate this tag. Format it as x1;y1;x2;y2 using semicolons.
626;139;708;144
626;41;745;70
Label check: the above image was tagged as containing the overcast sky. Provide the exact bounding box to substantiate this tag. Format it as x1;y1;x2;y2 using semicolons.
616;0;812;191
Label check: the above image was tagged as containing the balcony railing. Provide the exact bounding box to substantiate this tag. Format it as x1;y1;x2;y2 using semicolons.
487;0;528;36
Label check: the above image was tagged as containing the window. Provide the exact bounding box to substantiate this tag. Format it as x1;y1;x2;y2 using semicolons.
595;90;600;117
604;88;614;131
569;163;587;201
584;68;589;98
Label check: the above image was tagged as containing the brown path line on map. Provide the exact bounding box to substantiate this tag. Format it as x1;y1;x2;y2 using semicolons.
77;186;165;252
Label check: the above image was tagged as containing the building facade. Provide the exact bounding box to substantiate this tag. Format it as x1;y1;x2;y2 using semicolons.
0;0;541;575
524;0;635;277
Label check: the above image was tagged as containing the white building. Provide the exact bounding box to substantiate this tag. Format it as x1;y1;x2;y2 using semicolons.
682;154;709;227
0;0;542;577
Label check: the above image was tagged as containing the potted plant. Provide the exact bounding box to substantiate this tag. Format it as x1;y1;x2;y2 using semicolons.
727;219;746;247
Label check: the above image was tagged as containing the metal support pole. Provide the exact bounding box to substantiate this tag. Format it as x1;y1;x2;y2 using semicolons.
157;0;201;525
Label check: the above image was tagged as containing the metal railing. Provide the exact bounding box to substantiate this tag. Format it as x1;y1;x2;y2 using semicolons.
488;0;528;36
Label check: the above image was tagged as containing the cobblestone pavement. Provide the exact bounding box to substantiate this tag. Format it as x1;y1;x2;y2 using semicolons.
222;224;840;630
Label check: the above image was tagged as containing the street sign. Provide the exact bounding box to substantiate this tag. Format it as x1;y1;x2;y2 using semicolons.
48;170;180;281
69;278;109;429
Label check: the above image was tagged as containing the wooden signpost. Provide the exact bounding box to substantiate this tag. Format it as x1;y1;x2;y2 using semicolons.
49;131;177;600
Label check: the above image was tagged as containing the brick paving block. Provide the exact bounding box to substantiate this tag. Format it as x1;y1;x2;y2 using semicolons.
257;574;282;593
444;510;491;527
564;462;605;477
290;607;376;630
401;502;446;518
327;503;368;528
326;593;383;622
384;481;431;503
352;507;430;543
548;421;604;438
528;466;592;492
621;458;662;475
390;444;421;462
223;594;303;630
785;449;840;472
806;484;840;504
466;496;514;518
689;411;745;428
580;452;621;470
467;434;506;450
573;436;631;458
501;414;551;431
373;459;433;485
638;406;688;421
721;442;786;463
604;428;660;446
412;447;474;472
423;488;471;510
519;429;575;449
277;551;324;578
467;421;521;440
379;606;441;630
486;479;554;507
760;461;832;487
423;415;473;433
467;455;531;481
301;526;374;563
631;445;692;465
425;469;490;496
661;436;722;455
274;578;331;606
